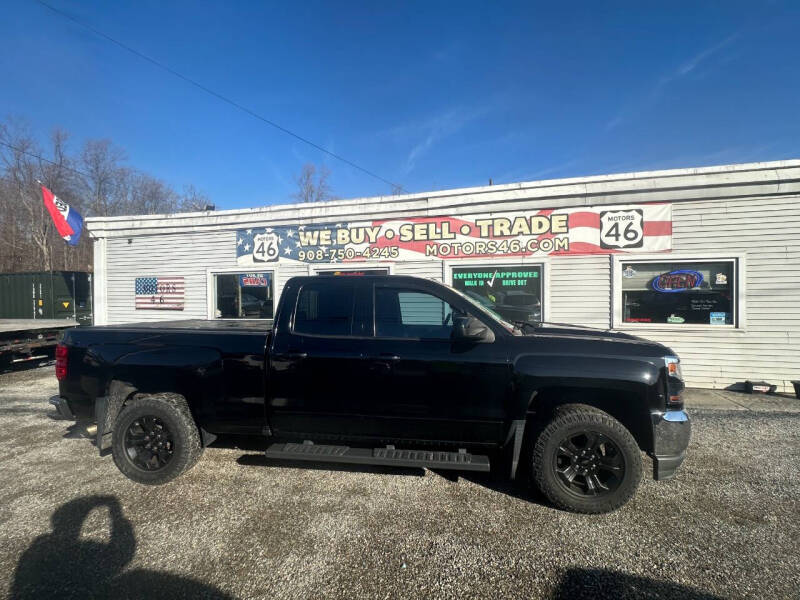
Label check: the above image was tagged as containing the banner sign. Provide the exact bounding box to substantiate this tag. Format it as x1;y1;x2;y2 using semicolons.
236;203;671;265
134;276;184;310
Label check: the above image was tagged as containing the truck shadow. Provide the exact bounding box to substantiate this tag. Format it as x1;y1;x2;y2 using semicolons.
551;567;724;599
11;495;237;600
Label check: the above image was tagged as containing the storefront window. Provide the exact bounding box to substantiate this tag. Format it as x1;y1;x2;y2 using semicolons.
620;260;736;326
214;272;274;319
451;266;542;324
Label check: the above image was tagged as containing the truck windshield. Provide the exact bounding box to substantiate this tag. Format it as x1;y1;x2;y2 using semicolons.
447;284;518;334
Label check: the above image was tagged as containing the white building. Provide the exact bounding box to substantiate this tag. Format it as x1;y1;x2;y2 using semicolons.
86;160;800;392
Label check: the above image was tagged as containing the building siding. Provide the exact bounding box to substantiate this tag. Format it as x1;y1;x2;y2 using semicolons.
622;195;800;392
92;161;800;393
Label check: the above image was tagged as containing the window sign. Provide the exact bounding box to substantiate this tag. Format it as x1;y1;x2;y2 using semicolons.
214;272;273;319
651;270;703;292
239;273;270;287
621;260;735;326
451;266;542;324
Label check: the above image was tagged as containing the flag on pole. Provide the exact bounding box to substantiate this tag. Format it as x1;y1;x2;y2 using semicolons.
40;183;83;246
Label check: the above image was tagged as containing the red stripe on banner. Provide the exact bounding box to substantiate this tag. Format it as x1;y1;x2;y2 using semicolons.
644;221;672;235
374;236;433;255
568;212;601;229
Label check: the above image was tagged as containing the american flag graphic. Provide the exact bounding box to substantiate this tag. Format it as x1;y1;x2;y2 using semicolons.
236;203;672;265
236;224;348;263
135;276;185;310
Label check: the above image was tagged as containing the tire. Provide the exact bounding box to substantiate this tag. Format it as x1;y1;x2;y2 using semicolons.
532;404;642;514
111;392;203;485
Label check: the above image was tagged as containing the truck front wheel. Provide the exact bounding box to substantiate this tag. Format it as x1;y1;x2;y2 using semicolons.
111;393;203;485
532;404;642;514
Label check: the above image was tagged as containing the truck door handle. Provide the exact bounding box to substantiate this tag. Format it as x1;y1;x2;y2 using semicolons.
275;352;308;360
368;354;400;373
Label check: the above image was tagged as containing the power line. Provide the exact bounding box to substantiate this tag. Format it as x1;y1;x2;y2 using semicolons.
0;138;94;180
35;0;408;194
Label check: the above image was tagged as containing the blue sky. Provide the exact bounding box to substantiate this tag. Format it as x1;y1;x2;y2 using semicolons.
1;1;798;209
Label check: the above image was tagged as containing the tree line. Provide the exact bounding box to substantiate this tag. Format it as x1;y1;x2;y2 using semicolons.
0;117;339;275
0;118;212;274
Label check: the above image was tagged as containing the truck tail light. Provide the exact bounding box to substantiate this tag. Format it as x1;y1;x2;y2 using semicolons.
55;344;68;380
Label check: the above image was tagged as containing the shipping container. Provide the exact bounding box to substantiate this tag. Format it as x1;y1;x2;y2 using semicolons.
0;271;92;326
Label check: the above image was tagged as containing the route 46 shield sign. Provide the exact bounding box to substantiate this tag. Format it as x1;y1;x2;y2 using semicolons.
252;232;279;262
599;209;644;249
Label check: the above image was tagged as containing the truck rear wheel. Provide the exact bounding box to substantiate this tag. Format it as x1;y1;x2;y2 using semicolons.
532;404;642;514
111;393;202;485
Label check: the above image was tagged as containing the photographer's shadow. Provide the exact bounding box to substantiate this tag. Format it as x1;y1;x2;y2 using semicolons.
11;495;236;599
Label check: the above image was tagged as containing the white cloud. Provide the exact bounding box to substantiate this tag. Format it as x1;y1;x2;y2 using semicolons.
388;103;501;174
606;34;739;132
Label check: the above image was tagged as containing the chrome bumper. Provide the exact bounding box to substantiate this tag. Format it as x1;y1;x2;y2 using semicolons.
650;409;691;481
49;395;75;420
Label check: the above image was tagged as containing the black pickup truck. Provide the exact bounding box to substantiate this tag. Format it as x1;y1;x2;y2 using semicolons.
52;275;690;513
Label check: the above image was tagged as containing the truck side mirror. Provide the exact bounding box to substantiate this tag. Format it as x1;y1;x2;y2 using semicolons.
452;315;495;343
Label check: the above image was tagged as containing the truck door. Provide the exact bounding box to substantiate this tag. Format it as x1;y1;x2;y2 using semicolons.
360;281;512;445
267;278;374;439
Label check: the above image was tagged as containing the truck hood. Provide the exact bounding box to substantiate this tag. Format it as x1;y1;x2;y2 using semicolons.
519;322;673;357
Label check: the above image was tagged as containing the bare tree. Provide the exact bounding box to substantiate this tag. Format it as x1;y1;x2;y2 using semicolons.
125;172;180;215
0;125;76;271
291;163;333;203
78;139;129;217
0;116;215;274
180;184;213;212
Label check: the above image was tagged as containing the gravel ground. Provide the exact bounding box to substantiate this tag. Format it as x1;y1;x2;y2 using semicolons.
0;366;798;600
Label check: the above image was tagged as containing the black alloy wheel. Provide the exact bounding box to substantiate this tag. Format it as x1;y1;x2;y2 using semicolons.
532;403;642;513
111;392;203;485
554;431;625;497
124;415;175;471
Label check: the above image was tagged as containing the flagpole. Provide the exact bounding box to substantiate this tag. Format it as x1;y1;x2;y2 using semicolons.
38;179;53;319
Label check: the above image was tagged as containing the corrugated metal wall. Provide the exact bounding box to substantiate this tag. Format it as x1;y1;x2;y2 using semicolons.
99;188;800;393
